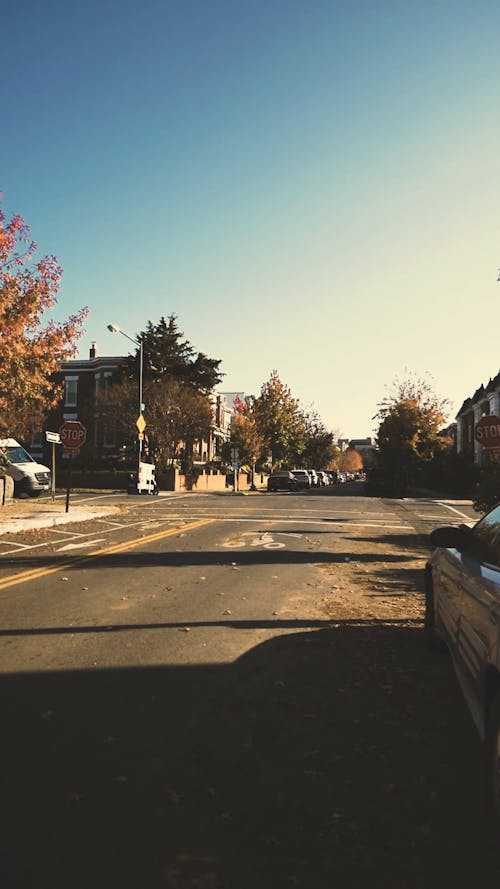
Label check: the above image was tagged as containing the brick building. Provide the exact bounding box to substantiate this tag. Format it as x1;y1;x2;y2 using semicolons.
33;344;232;468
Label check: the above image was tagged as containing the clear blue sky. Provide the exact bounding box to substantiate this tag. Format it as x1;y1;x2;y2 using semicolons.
3;0;499;438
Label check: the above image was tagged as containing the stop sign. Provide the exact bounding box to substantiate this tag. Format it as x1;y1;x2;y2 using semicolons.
59;420;87;449
474;415;500;448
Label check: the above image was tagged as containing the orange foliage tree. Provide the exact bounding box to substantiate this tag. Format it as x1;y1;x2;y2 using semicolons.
0;200;88;437
226;395;265;469
338;448;364;472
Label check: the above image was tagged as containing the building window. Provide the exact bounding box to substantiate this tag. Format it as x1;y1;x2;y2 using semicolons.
65;377;78;408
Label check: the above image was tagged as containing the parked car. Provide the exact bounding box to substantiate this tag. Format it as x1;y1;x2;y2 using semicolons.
0;438;51;498
364;468;406;497
290;470;311;490
317;471;330;486
425;502;500;834
267;471;299;492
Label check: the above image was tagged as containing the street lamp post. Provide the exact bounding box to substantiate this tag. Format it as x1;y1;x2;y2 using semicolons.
107;323;144;479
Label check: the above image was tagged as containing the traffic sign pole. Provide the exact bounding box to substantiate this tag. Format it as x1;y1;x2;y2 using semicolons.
65;452;72;513
59;421;86;511
45;431;62;502
52;443;56;501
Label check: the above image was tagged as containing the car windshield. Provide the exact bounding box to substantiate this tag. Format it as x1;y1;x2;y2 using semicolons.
5;445;34;464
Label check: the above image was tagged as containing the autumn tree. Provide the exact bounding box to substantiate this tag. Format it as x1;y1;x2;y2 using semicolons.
338;448;364;473
225;395;265;471
252;371;305;468
0;201;88;437
144;379;213;468
374;371;451;483
300;409;338;469
95;377;213;469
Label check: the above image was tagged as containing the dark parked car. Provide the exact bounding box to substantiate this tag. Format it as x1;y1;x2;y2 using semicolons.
364;468;407;497
425;501;500;835
267;471;299;492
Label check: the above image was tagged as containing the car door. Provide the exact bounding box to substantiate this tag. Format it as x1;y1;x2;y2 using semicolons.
454;508;500;723
433;546;466;648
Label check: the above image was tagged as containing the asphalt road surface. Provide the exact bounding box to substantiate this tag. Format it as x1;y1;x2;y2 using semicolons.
1;486;498;888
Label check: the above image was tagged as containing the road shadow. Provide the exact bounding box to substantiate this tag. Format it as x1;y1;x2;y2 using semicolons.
0;548;418;573
348;532;432;553
1;623;499;888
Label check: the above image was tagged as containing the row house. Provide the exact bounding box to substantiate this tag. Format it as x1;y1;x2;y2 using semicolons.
35;344;232;467
456;369;500;464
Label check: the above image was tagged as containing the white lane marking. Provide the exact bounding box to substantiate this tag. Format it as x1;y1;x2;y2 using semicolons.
417;514;467;521
436;502;475;521
0;507;409;558
161;514;404;527
0;515;180;556
0;542;33;552
148;508;400;516
57;539;106;551
40;528;88;537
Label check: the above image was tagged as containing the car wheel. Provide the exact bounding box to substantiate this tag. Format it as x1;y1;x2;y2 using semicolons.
485;692;500;847
424;569;447;653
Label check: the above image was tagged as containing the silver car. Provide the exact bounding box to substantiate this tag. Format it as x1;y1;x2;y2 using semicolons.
425;502;500;834
290;470;311;490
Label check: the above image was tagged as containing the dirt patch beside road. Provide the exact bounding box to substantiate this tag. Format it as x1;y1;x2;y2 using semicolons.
317;525;428;624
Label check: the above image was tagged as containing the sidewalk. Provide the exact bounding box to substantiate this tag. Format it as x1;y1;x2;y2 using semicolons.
0;496;122;535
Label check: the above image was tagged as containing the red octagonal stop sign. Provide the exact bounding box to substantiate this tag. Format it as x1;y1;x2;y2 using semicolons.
59;420;87;449
475;415;500;449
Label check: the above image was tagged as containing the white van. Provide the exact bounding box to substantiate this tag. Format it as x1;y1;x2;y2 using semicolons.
0;438;51;498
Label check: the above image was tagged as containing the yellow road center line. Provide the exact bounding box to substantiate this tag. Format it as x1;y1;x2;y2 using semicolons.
0;518;214;591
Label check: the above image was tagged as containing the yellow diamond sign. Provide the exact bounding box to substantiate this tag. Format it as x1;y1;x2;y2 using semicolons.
136;414;146;433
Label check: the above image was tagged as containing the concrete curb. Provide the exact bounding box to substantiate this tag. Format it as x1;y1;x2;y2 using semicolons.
0;506;121;535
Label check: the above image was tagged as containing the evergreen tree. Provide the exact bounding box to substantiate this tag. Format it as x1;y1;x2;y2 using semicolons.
123;315;223;394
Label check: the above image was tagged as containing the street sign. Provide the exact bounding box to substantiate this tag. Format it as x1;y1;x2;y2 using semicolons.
136;414;146;433
45;431;61;444
59;420;87;450
475;415;500;449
